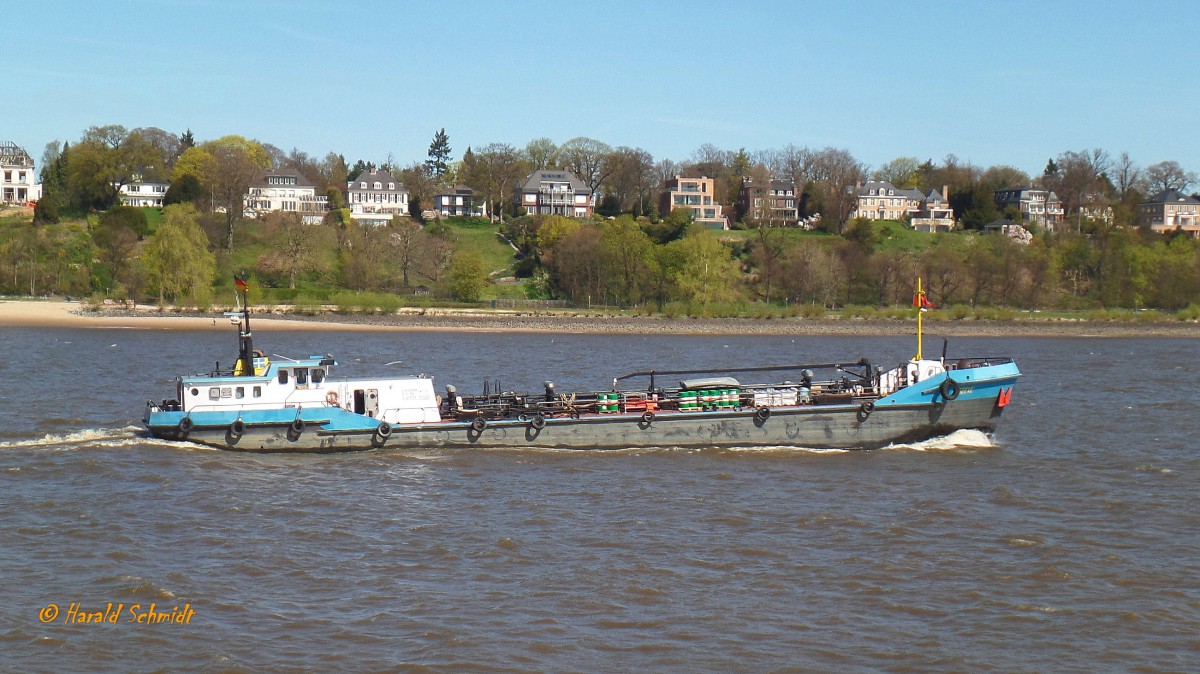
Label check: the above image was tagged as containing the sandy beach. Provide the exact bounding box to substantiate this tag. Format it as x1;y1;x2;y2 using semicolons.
3;298;1199;337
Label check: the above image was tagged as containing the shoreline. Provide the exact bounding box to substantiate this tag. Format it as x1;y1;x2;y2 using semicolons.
3;299;1199;337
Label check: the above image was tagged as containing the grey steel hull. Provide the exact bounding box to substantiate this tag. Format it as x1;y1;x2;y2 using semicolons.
161;396;1005;453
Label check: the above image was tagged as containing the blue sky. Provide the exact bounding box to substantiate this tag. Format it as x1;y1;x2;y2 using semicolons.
11;0;1199;177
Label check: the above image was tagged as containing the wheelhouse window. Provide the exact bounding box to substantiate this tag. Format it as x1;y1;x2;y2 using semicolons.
296;368;308;385
235;387;245;399
312;369;325;384
279;369;289;384
253;386;262;397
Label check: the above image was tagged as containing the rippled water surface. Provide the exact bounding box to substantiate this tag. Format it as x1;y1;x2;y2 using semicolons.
1;326;1197;673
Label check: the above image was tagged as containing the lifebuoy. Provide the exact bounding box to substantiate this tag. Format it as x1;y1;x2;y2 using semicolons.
376;421;392;440
530;414;546;430
178;417;193;434
471;417;487;433
290;418;305;435
939;379;960;401
326;391;338;405
230;418;246;437
755;406;771;422
640;411;655;424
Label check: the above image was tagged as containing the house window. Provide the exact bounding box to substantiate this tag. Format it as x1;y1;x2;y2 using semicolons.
360;182;367;189
388;183;395;189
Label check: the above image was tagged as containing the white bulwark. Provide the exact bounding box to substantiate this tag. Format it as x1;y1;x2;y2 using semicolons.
1;141;40;204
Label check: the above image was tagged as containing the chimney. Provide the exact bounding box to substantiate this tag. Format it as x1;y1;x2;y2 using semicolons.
943;184;949;201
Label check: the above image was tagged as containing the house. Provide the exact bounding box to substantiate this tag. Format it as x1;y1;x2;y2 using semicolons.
910;187;955;233
1141;189;1200;238
1;141;40;204
245;170;328;224
661;175;727;230
739;177;799;226
993;187;1064;231
346;169;410;226
117;175;169;207
516;170;593;218
851;180;955;231
432;185;486;218
1079;193;1114;226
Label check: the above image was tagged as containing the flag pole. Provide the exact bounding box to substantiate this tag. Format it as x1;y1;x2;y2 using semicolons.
915;277;924;361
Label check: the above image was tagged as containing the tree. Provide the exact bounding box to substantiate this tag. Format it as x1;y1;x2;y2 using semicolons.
809;147;866;232
165;173;204;206
873;157;921;188
462;143;528;220
142;204;216;305
391;216;424;289
173;135;272;250
558;137;612;199
131;126;181;176
667;231;743;310
255;211;332;289
1144;160;1196;194
93;208;145;289
642;206;692;245
599;216;655;307
447;250;485;302
604;146;657;216
524;138;559;170
66;125;159;209
1112;152;1143;202
426;128;452;177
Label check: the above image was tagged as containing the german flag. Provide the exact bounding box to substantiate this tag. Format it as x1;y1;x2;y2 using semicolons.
234;276;248;291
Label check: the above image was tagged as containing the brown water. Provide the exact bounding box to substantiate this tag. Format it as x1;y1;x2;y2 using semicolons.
1;328;1197;673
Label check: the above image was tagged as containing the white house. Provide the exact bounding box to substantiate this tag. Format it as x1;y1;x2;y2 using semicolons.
117;176;170;207
346;169;409;226
245;170;328;224
1;141;40;204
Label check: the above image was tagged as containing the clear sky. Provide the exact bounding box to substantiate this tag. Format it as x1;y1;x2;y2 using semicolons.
10;0;1199;177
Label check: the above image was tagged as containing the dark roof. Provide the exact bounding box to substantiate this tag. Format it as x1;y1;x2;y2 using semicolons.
348;169;409;195
1144;188;1200;205
519;170;589;192
252;169;315;189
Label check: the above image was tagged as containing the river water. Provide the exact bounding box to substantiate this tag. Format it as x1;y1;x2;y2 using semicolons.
0;325;1196;673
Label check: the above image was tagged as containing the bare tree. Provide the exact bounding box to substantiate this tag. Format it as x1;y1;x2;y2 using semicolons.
523;138;559;170
1144;160;1196;194
603;146;656;215
558;137;613;199
1112;152;1142;201
809;147;866;232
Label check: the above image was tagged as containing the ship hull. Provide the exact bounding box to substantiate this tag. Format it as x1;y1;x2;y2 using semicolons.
146;394;1008;453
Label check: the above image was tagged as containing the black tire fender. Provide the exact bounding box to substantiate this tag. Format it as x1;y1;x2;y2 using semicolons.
178;417;193;434
530;414;546;430
939;378;960;401
471;417;487;433
376;421;392;440
755;406;771;422
640;411;655;424
290;418;305;435
230;418;246;437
